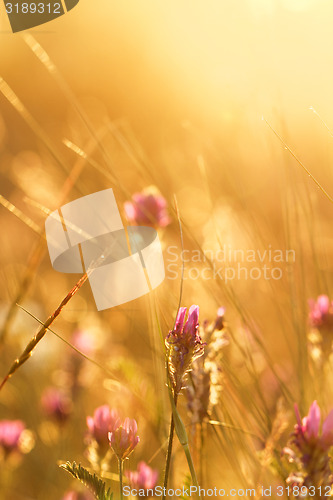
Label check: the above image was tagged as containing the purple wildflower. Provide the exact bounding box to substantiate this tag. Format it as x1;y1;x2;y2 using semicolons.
0;420;25;456
41;387;72;423
308;295;333;329
86;405;120;450
125;461;159;492
293;401;333;451
108;418;139;461
283;401;333;491
71;330;95;356
124;189;170;228
166;305;205;394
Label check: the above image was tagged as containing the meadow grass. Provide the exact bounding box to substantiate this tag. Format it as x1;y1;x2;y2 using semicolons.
0;35;333;500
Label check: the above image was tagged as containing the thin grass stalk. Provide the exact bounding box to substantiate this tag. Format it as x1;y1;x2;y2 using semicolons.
183;444;200;495
162;392;178;500
0;237;45;344
151;195;200;499
264;117;333;205
178;221;294;405
162;194;185;498
0;125;106;345
22;34;114;170
0;272;89;391
199;423;205;488
118;458;124;500
0;78;77;183
166;374;201;500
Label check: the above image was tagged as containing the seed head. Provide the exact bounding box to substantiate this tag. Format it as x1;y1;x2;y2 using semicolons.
166;305;205;394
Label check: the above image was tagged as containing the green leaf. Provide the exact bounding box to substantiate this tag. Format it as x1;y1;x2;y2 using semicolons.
168;389;188;446
180;474;192;500
59;461;113;500
167;389;201;499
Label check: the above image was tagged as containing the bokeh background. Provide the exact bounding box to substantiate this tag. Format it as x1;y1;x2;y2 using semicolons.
1;0;333;498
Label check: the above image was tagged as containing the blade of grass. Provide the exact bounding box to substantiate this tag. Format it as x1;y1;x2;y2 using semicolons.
263;117;333;205
162;195;185;498
309;106;333;138
16;304;116;377
0;194;43;236
22;34;120;181
208;420;262;440
0;129;101;344
0;273;89;391
173;195;185;329
166;378;201;500
0;78;76;181
161;197;201;499
16;304;149;406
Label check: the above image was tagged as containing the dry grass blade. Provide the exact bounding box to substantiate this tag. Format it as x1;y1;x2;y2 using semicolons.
173;194;185;329
0;195;45;344
15;303;146;403
0;194;43;236
264;117;333;204
16;303;115;375
0;124;106;344
63;138;118;185
22;34;117;174
208;420;262;440
0;273;89;391
15;304;151;406
309;106;333;138
63;136;168;227
0;78;72;178
0;238;45;344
